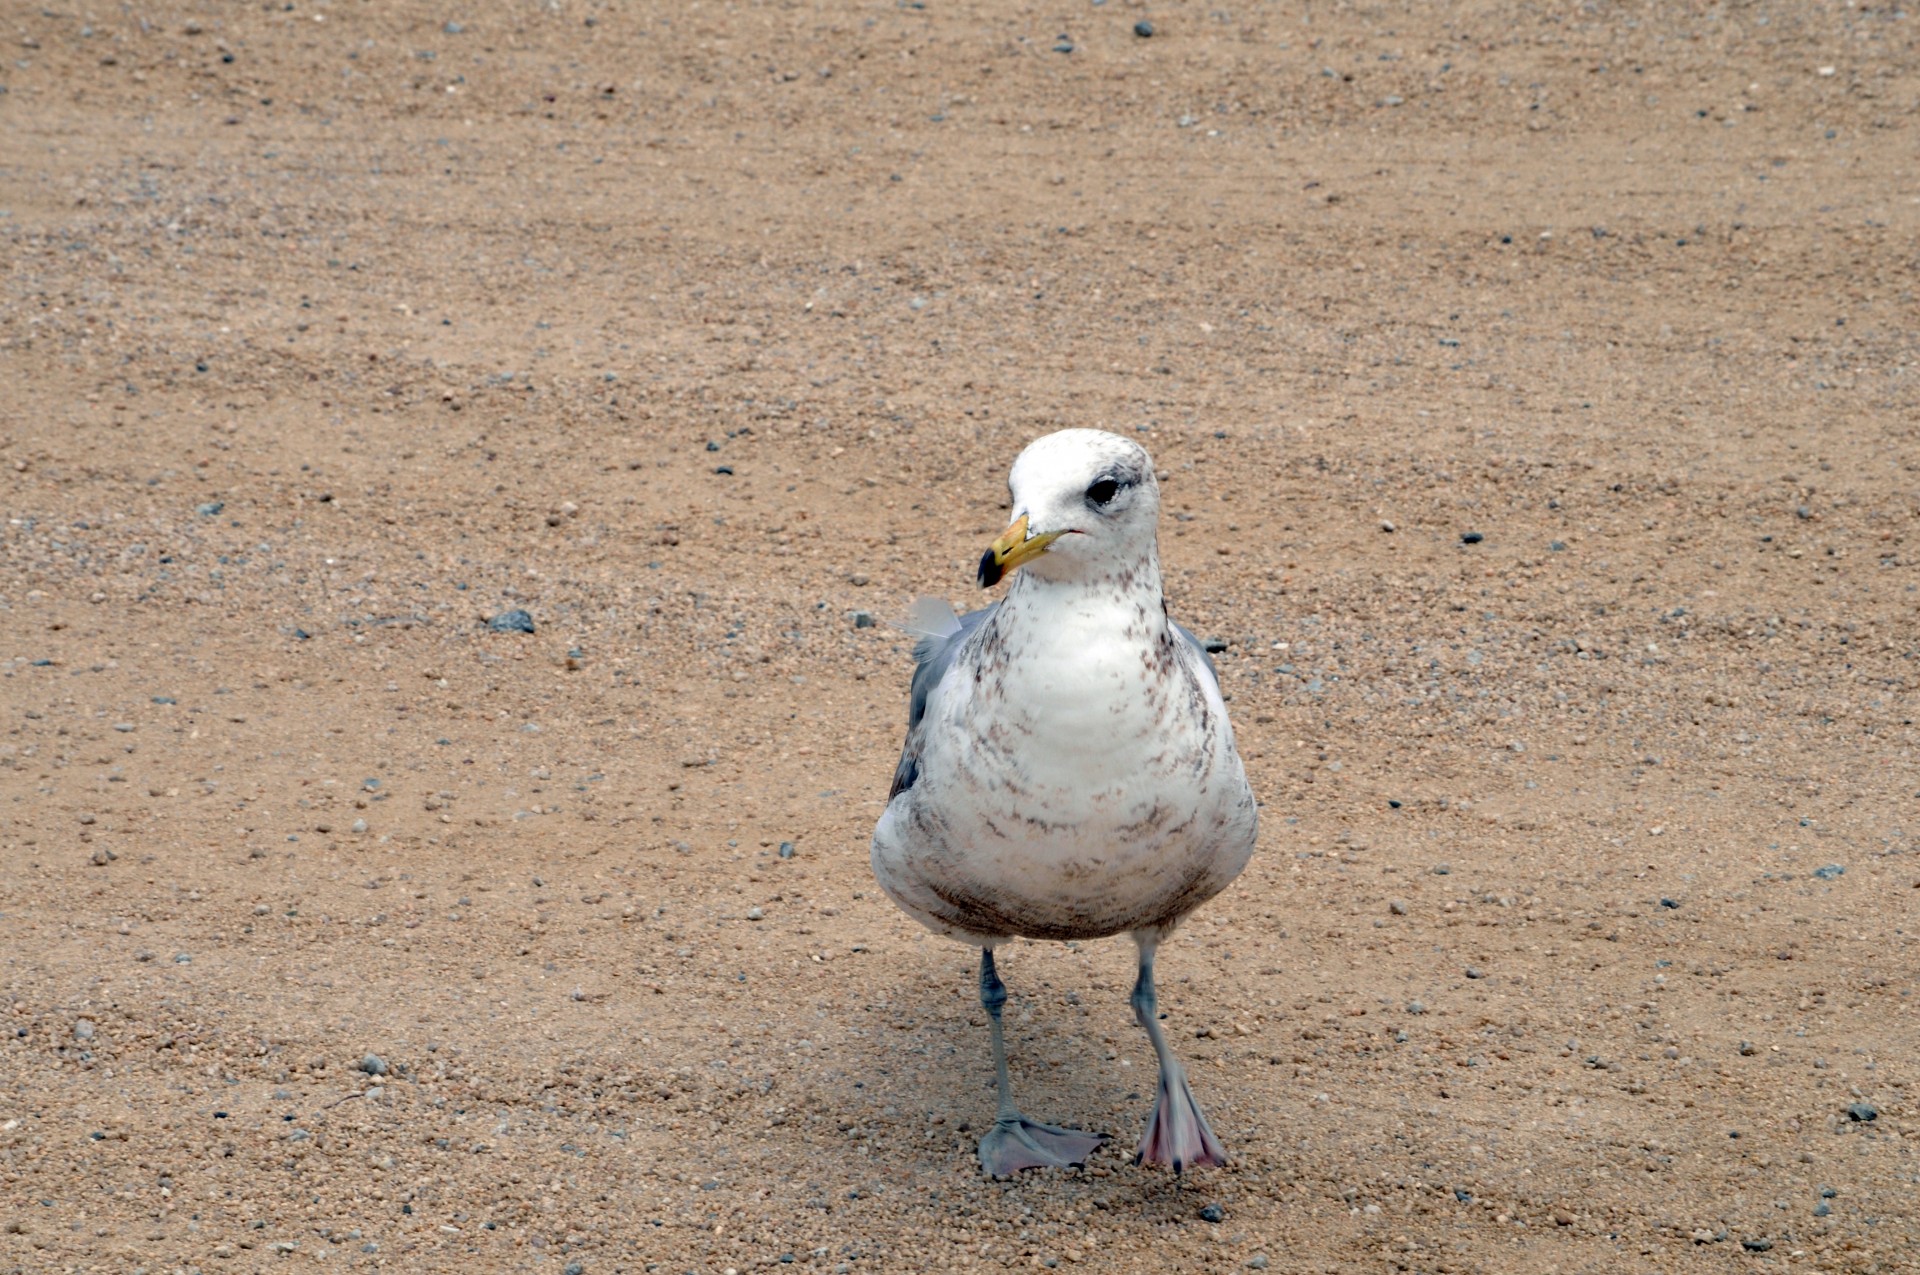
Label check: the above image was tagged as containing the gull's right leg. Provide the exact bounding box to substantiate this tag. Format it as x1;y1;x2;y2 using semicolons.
974;947;1108;1176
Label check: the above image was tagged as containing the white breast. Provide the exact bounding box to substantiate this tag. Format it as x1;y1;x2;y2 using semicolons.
872;591;1257;944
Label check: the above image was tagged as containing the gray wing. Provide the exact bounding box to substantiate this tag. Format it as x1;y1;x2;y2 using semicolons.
888;603;996;800
1171;620;1220;690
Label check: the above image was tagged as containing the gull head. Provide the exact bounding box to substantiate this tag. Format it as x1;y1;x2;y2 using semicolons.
979;429;1161;588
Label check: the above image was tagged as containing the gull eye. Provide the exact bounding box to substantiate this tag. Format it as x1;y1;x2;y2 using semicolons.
1085;478;1120;506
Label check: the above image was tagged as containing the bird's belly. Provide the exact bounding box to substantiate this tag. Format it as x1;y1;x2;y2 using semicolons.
871;617;1257;943
874;740;1254;942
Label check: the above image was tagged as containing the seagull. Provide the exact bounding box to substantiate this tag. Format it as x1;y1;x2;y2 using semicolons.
871;428;1258;1175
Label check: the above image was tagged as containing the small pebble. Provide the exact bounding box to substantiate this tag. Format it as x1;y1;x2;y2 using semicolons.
1379;519;1395;533
1202;637;1228;654
1461;531;1484;544
1406;1000;1427;1015
359;1053;389;1076
1742;1238;1773;1252
1198;1203;1224;1223
1811;863;1845;880
487;609;536;634
74;1019;96;1042
778;842;796;859
1660;897;1680;909
1247;1257;1268;1271
1464;966;1485;979
746;907;765;921
1738;1041;1757;1056
714;464;734;475
1845;1102;1877;1122
351;818;368;835
1820;1186;1837;1198
1388;899;1408;916
1813;1202;1831;1217
852;611;875;629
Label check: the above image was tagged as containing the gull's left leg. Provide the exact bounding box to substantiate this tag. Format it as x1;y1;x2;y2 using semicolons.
1130;932;1227;1173
974;946;1109;1175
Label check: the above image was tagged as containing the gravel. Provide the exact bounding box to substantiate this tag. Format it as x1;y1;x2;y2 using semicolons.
487;609;536;633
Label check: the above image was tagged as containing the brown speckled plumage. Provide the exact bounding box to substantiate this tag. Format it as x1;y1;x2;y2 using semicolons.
871;430;1257;946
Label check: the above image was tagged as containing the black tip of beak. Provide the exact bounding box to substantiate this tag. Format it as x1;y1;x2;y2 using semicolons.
977;549;1003;589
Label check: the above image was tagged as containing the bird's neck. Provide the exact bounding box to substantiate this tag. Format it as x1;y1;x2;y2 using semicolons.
1004;546;1167;634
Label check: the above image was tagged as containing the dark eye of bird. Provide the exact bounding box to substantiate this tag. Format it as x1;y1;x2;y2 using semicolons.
1085;478;1120;506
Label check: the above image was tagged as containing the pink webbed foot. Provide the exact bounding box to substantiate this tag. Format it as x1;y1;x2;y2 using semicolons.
1134;1065;1227;1173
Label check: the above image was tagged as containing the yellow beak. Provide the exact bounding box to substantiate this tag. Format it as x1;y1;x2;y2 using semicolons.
978;514;1063;588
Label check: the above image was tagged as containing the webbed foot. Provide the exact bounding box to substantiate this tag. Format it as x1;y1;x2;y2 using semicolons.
978;1116;1108;1175
1134;1067;1226;1173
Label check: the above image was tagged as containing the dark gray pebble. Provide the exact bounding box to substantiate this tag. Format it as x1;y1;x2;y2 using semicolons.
360;1053;389;1076
1453;1188;1472;1203
1811;863;1844;880
1820;1186;1837;1198
1742;1238;1773;1252
778;841;796;859
714;465;734;475
1198;1203;1224;1223
1134;20;1154;37
1465;966;1485;979
1054;39;1074;53
852;611;875;629
1845;1102;1877;1122
1660;897;1680;908
1461;531;1484;544
1548;540;1567;551
1202;637;1228;653
706;440;721;451
197;501;224;516
488;609;535;634
1813;1202;1831;1217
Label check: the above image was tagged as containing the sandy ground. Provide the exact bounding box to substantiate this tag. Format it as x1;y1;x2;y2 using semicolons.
3;2;1918;1272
